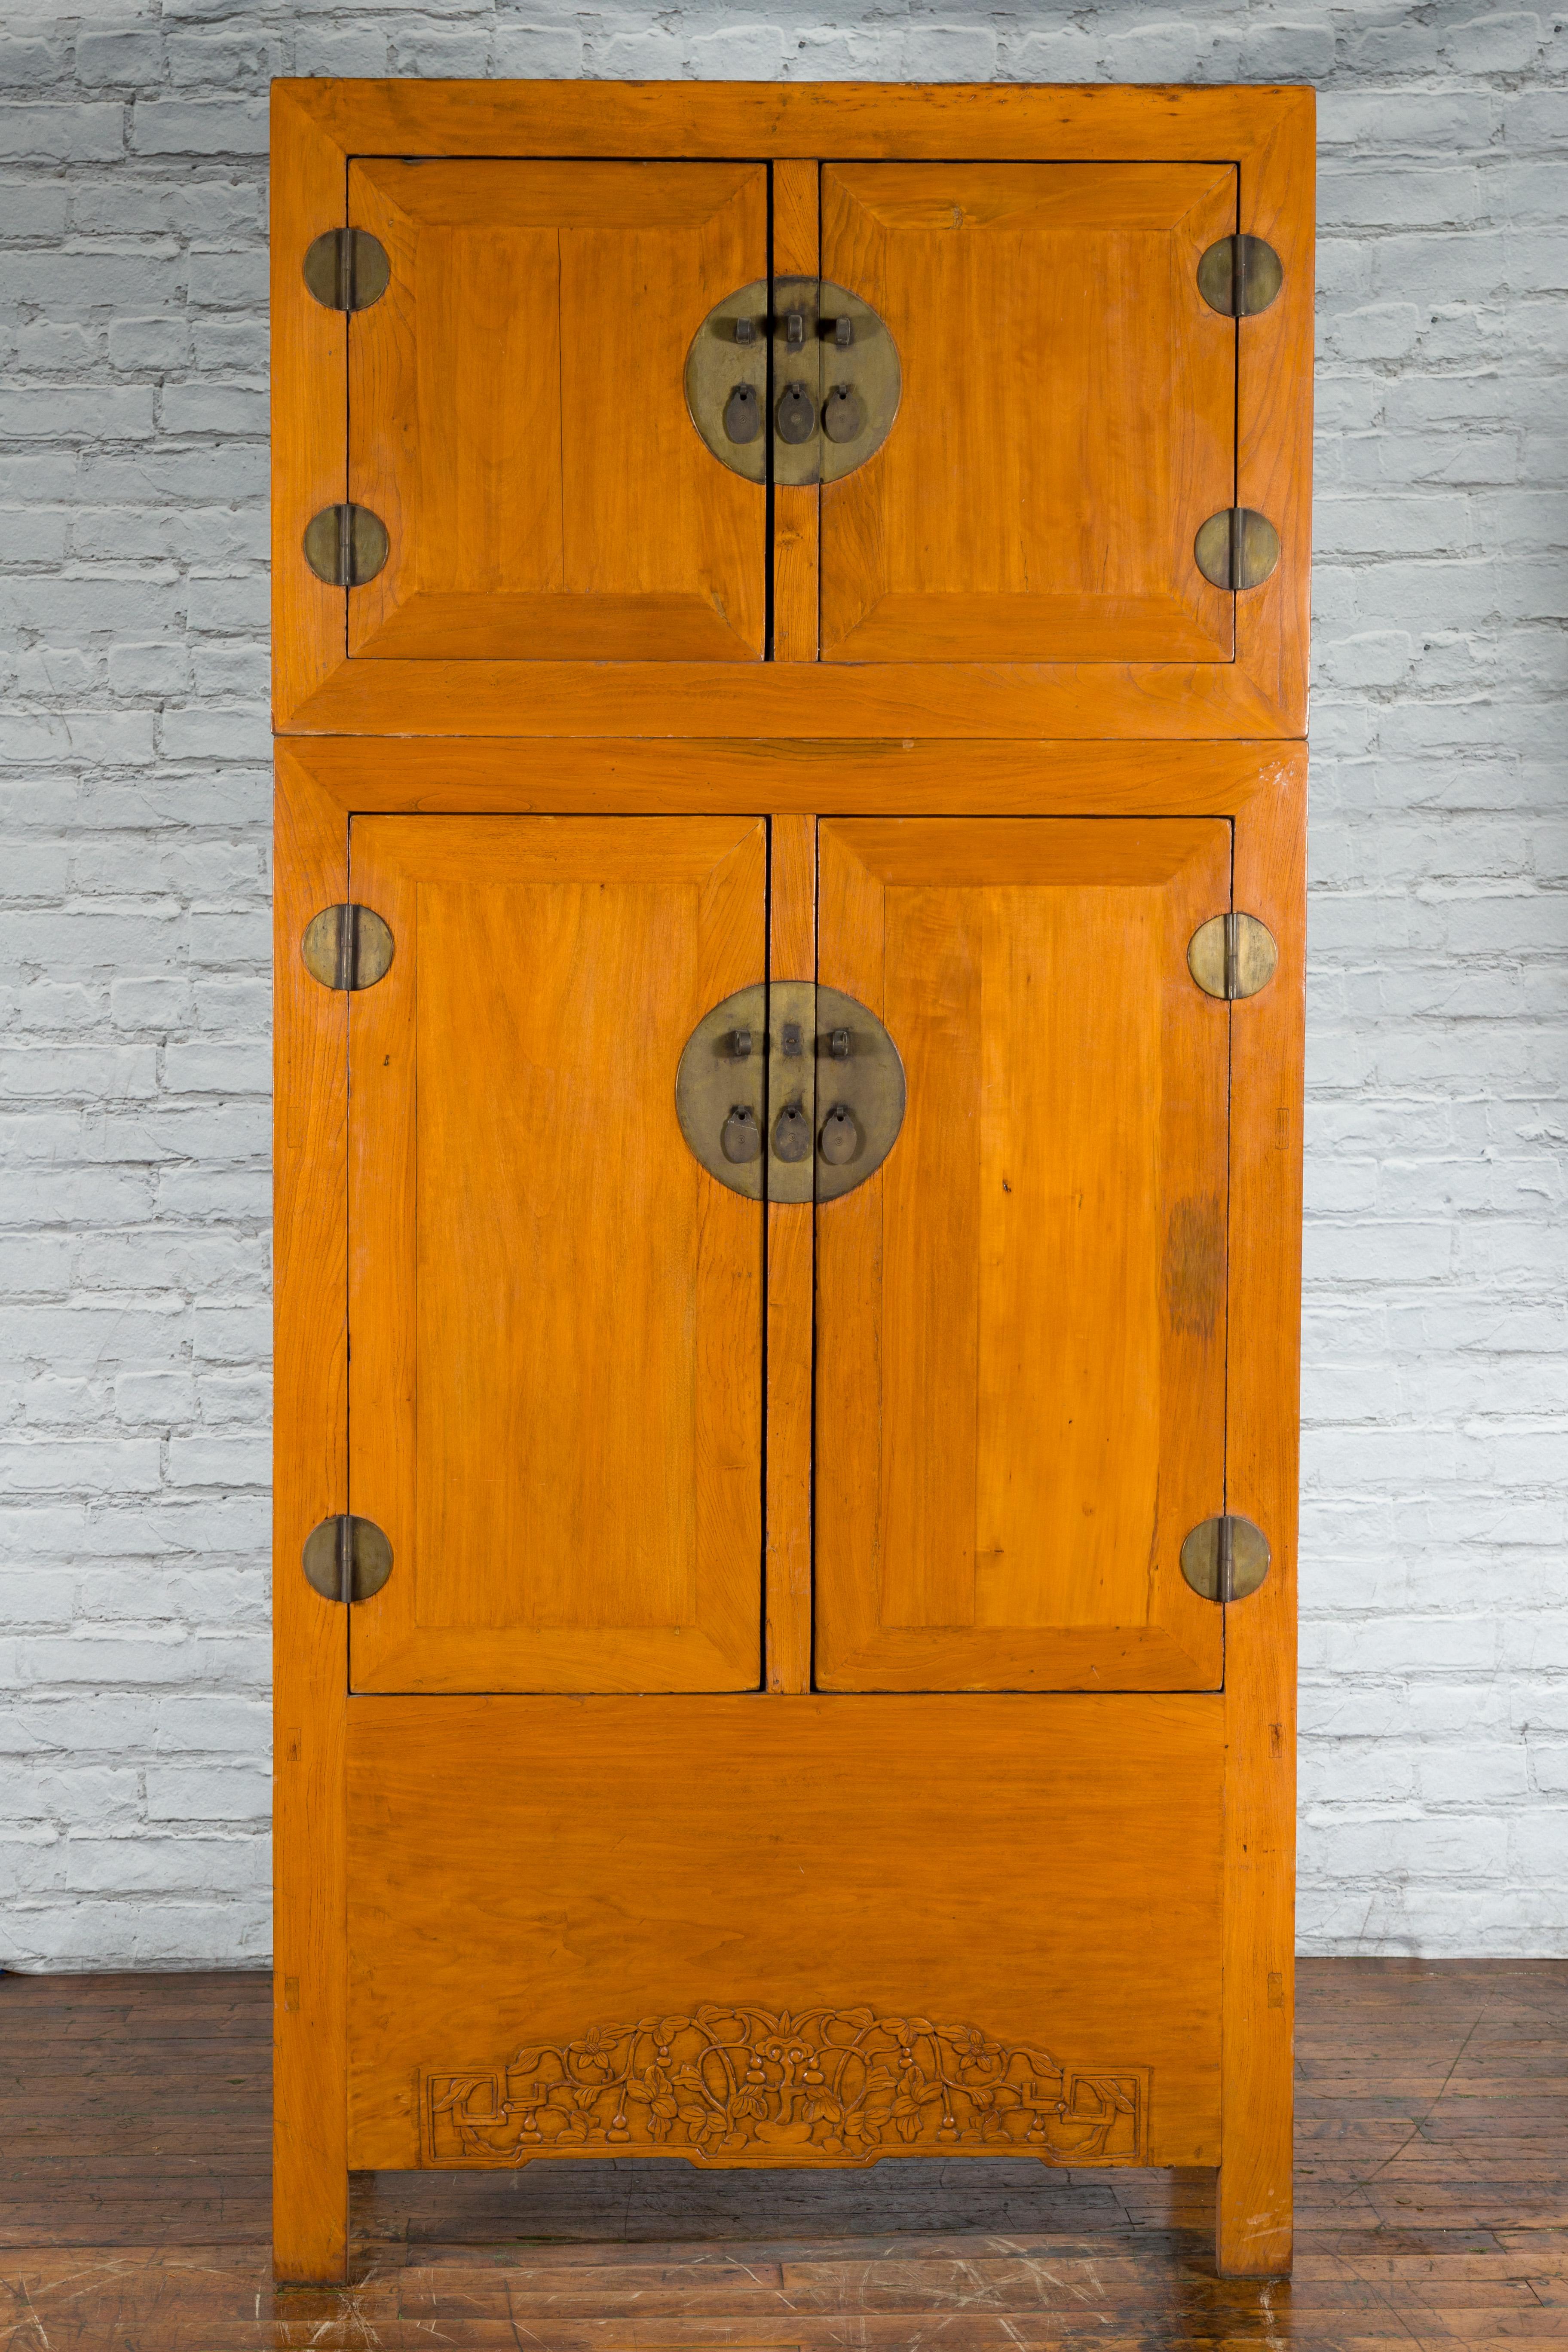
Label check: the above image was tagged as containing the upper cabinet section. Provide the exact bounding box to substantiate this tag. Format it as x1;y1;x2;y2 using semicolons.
347;162;767;664
273;81;1314;739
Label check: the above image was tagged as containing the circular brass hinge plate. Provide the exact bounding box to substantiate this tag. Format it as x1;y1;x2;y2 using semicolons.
1194;507;1280;592
301;903;395;992
685;279;901;487
302;227;390;314
302;1513;393;1604
1180;1514;1271;1604
1187;912;1278;1002
1196;233;1283;318
303;502;389;588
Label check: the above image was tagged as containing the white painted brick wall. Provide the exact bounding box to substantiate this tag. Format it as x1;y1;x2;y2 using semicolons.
0;0;1564;1968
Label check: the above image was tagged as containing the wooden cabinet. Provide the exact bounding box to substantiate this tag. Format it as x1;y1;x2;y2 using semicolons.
273;81;1311;2293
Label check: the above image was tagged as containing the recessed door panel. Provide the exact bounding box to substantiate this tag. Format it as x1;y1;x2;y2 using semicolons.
815;818;1230;1691
347;815;767;1692
819;163;1237;665
347;162;768;663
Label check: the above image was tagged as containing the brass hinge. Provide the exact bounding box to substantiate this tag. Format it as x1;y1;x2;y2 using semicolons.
1194;506;1281;592
1197;234;1283;318
301;1513;393;1605
1186;912;1278;1001
1180;1514;1271;1603
302;502;389;588
300;904;395;993
302;227;390;314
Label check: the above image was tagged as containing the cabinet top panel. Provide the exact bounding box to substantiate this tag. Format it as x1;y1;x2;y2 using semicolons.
273;82;1313;744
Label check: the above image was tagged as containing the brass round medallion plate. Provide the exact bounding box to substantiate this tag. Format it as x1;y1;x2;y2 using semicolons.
674;983;768;1200
302;227;390;314
302;1514;393;1605
1179;1515;1271;1605
683;281;770;485
1193;507;1281;592
812;984;906;1202
1196;233;1283;318
300;904;395;992
1187;912;1278;1002
303;502;390;588
685;279;901;486
674;984;906;1201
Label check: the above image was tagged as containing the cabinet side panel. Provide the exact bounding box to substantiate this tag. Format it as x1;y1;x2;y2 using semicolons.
1218;756;1305;2275
272;750;349;2280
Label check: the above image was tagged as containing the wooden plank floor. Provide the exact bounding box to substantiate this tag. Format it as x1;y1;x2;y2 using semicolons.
1;1959;1565;2348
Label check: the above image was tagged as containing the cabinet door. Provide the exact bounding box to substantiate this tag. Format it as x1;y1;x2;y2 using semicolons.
819;164;1236;666
347;816;766;1693
347;162;766;663
815;818;1229;1691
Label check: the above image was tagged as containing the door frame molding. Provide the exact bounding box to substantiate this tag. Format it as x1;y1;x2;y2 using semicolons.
271;80;1314;740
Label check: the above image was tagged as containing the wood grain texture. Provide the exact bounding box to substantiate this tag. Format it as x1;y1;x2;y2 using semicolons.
270;82;1314;739
765;814;816;1694
269;89;349;729
282;732;1306;819
815;817;1230;1694
772;160;821;664
345;816;767;1695
282;652;1293;739
1235;97;1316;746
1217;763;1305;2276
280;76;1316;169
820;163;1235;664
271;750;350;2281
347;160;766;663
343;1695;1224;2170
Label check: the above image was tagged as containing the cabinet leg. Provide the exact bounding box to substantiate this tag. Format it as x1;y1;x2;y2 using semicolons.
1216;2164;1292;2278
1214;2001;1293;2278
273;1973;349;2282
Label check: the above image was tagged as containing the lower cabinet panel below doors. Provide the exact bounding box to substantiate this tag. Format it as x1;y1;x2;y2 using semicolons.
345;1695;1222;2170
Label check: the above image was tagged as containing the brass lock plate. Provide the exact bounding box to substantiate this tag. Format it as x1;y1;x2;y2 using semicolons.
766;977;818;1206
676;983;905;1204
811;984;907;1204
682;279;769;487
685;279;901;487
674;983;767;1201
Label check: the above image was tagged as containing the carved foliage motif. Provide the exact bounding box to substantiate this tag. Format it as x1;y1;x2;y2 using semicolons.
421;2004;1147;2168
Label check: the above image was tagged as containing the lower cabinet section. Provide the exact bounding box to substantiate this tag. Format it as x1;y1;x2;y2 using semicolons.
344;1694;1223;2172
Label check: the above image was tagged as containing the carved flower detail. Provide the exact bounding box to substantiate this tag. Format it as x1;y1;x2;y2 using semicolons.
426;2009;1143;2172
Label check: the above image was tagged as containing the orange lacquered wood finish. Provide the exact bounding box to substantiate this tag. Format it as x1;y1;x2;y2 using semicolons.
348;161;766;664
819;164;1236;665
346;816;766;1694
271;751;349;2280
273;80;1308;2291
271;78;1314;740
815;818;1230;1694
345;1696;1223;2171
